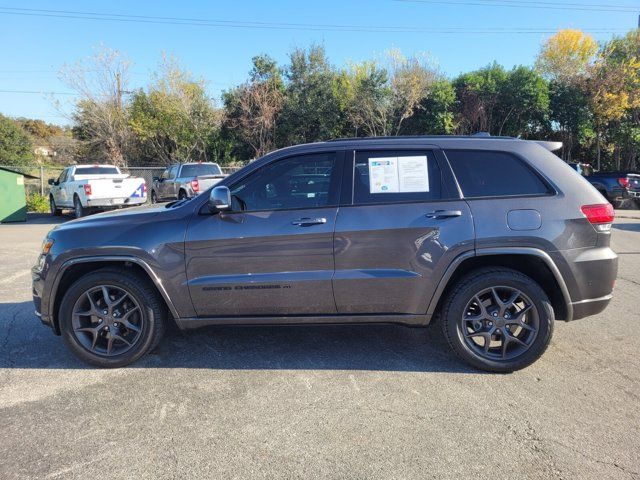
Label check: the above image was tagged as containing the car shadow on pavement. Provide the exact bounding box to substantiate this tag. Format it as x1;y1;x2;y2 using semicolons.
0;301;479;374
613;223;640;232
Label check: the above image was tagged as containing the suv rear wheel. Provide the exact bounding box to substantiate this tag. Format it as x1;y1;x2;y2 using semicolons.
59;268;166;367
441;268;554;372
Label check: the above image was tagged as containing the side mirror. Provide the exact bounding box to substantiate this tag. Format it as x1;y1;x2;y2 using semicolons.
48;178;55;186
209;186;232;212
152;176;160;183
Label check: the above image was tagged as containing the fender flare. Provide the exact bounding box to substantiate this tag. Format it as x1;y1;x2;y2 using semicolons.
426;247;573;321
48;255;180;332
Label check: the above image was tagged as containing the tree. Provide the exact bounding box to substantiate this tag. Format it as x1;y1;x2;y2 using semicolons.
548;80;593;161
388;50;439;135
0;114;34;166
222;54;284;158
497;66;549;137
337;60;391;136
586;35;640;169
14;118;63;141
226;80;283;158
59;46;133;166
337;50;441;137
129;56;221;165
536;29;598;83
453;63;549;137
278;45;344;145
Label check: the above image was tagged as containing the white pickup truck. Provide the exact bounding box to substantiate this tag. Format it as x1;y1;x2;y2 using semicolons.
48;165;147;218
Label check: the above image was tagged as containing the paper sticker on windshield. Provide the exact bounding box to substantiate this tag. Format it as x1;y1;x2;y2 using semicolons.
369;157;399;193
368;155;429;193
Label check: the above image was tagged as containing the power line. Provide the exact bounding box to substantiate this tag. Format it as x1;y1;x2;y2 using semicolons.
0;89;77;96
394;0;639;13
0;6;629;34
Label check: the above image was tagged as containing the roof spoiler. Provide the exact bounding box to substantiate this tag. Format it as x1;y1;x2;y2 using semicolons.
533;140;563;152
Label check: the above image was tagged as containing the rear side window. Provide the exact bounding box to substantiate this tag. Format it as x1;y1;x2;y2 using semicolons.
353;150;441;205
445;150;550;198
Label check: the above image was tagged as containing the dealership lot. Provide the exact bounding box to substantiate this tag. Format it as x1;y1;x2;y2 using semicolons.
1;214;639;479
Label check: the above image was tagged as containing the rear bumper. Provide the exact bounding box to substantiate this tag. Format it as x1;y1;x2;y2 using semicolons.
571;294;613;320
86;197;147;208
550;247;618;321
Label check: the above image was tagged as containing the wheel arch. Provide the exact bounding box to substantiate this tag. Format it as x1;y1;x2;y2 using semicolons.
428;248;572;322
49;257;179;334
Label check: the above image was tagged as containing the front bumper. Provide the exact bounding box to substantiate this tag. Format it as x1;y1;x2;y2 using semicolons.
31;266;53;330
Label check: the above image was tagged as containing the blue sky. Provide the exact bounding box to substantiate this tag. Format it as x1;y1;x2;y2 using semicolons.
0;0;636;125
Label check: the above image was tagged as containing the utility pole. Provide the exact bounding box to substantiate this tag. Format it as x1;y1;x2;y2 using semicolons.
116;72;122;112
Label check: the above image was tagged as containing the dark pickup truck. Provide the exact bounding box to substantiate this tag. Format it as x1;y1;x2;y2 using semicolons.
569;164;640;208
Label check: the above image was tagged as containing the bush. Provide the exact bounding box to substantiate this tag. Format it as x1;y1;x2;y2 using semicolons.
26;193;49;213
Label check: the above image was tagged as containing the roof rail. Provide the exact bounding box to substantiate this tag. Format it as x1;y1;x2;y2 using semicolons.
326;134;517;142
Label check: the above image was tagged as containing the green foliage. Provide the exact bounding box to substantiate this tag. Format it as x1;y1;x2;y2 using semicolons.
26;192;49;213
8;28;639;170
129;58;220;165
278;45;345;144
452;63;549;137
0;114;34;166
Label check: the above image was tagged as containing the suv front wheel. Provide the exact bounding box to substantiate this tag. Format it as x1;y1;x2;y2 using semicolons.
59;268;166;367
441;268;554;373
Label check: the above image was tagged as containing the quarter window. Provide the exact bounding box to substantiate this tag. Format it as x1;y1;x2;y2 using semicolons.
353;150;441;205
230;153;338;212
445;150;551;198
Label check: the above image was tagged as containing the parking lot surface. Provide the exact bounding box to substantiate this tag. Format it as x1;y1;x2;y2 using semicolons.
1;213;639;479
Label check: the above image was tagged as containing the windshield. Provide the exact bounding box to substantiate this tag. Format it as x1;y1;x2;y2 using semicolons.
181;164;221;177
74;166;119;175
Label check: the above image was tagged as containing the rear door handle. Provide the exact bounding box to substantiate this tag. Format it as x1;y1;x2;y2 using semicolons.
291;217;327;226
425;210;462;219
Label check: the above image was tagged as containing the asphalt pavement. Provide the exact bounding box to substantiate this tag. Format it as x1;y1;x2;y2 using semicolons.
0;213;639;479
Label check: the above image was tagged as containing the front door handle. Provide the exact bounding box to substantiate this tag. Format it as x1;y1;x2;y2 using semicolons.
425;210;462;219
291;217;327;226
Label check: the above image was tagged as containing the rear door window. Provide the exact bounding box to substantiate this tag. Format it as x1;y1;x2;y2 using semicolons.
352;150;441;205
445;150;551;198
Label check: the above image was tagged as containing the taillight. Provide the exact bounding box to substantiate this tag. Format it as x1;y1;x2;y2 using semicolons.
142;183;147;193
618;177;629;189
581;203;614;232
83;184;92;196
191;180;199;193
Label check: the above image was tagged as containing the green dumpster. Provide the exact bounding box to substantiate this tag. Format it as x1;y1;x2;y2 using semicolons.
0;166;35;223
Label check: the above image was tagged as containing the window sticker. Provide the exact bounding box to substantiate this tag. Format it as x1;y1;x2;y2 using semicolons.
398;156;429;192
368;157;399;193
368;155;429;193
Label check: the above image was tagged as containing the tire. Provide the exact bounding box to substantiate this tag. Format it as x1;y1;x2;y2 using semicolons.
441;268;554;373
73;195;85;219
58;268;166;368
49;196;61;216
178;190;188;200
151;190;158;204
611;199;623;209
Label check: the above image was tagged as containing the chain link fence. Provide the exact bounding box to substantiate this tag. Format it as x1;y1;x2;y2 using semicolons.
2;163;248;203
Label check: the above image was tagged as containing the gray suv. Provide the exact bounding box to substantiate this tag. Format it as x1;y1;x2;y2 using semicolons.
32;136;618;372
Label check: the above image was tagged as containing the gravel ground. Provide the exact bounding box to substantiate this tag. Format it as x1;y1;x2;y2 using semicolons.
0;213;639;480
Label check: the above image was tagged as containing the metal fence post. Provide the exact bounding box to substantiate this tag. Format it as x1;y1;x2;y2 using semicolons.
40;166;44;196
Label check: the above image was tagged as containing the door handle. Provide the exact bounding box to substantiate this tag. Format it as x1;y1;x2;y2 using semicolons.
291;217;327;226
425;210;462;219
